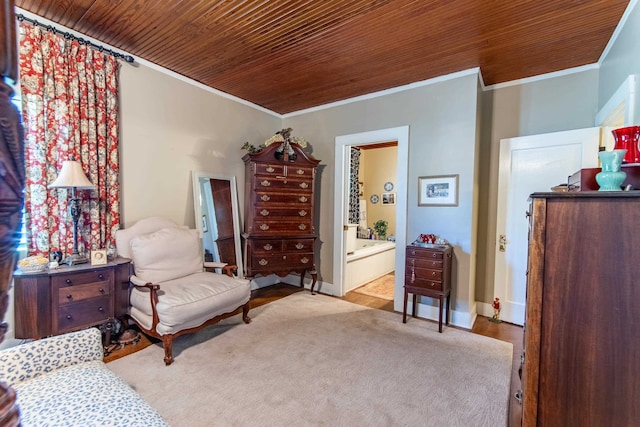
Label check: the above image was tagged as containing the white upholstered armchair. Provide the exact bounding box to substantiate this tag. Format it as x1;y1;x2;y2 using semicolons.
115;217;251;365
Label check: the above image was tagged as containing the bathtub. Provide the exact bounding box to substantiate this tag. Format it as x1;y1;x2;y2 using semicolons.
344;238;396;293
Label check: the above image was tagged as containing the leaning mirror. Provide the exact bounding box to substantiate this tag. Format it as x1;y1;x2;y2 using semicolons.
192;171;244;278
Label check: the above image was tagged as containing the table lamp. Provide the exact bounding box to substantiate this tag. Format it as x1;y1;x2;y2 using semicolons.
49;157;95;265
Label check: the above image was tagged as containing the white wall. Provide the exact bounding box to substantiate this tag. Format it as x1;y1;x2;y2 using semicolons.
598;1;640;111
476;69;600;303
284;72;480;320
119;64;281;228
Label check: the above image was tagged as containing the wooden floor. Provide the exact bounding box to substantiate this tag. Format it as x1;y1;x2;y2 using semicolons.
251;283;523;427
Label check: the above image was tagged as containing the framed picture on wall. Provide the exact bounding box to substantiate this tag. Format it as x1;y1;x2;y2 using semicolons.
418;174;459;206
382;192;396;205
202;215;208;233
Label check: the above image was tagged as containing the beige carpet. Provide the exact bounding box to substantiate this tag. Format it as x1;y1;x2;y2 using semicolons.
352;274;395;300
108;293;512;426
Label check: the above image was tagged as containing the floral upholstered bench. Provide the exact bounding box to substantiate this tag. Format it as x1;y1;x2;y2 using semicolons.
0;328;167;426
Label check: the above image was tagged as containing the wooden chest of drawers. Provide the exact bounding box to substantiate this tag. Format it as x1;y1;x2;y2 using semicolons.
242;141;320;293
402;244;452;332
13;258;131;339
520;193;640;426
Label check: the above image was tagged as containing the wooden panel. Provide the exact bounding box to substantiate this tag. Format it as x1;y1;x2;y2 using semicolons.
57;281;111;303
538;197;640;426
522;193;640;426
13;274;51;339
403;275;442;291
15;0;629;113
56;296;113;334
521;197;547;427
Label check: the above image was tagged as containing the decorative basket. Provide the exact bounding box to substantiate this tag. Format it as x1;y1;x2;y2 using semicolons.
17;256;49;273
17;264;47;273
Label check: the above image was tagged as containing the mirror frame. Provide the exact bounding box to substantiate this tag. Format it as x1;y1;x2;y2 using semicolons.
191;171;244;278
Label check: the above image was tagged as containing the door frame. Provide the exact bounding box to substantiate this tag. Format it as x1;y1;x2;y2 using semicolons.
333;126;409;299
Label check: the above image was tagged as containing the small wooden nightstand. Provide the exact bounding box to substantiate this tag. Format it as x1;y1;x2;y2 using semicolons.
403;244;452;333
13;258;131;339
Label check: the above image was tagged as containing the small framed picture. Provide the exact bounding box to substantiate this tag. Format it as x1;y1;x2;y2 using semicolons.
382;192;396;205
202;215;208;232
418;174;459;206
91;249;108;266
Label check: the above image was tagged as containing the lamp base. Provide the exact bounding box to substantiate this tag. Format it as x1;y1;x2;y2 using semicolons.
64;254;89;266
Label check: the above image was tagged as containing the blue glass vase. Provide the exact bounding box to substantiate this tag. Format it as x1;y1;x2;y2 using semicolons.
596;149;626;191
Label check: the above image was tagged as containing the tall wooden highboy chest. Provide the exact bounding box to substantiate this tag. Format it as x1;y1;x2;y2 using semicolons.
521;192;640;426
242;141;320;293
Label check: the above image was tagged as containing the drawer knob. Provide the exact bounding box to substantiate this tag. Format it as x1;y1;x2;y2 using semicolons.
295;243;304;250
266;166;275;173
430;282;435;287
432;253;437;257
298;210;307;216
411;250;416;255
260;209;270;216
66;294;72;300
296;169;305;175
260;180;271;187
299;182;308;189
260;224;270;230
66;314;73;320
261;194;270;201
99;288;105;294
65;279;72;285
301;257;309;264
263;244;273;251
98;306;104;312
98;274;104;280
259;259;268;266
432;271;437;277
299;196;308;203
298;224;307;230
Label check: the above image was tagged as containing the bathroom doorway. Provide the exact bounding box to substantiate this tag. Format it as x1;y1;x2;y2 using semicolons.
345;143;398;300
333;126;409;314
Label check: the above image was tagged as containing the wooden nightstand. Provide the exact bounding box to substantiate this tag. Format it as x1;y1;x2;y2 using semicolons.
403;244;452;333
13;258;131;339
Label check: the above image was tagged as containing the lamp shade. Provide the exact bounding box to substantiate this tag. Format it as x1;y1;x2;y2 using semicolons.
48;160;95;189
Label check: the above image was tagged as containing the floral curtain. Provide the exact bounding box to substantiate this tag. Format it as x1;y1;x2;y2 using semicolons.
19;21;121;258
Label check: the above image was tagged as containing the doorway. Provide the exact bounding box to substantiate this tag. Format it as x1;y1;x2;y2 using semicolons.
346;143;398;300
333;126;409;313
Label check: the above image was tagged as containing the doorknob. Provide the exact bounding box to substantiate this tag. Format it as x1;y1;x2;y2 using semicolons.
499;234;508;252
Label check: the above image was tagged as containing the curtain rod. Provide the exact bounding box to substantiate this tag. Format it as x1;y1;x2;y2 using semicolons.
15;13;135;64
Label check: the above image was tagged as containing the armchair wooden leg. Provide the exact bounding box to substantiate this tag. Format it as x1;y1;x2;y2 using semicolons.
162;335;174;366
242;302;252;324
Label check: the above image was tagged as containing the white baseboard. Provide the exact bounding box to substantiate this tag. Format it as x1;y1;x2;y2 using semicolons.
477;301;495;318
249;278;497;330
402;300;476;330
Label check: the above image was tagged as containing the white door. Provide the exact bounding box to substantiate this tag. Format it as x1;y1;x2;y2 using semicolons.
495;128;600;325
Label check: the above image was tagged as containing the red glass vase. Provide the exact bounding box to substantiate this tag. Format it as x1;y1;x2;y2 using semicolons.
612;126;640;164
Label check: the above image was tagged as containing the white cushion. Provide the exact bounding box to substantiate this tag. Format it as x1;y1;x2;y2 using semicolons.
131;227;203;284
115;217;181;259
129;272;250;335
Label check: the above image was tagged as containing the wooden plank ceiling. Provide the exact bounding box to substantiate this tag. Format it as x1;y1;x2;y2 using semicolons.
15;0;629;114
